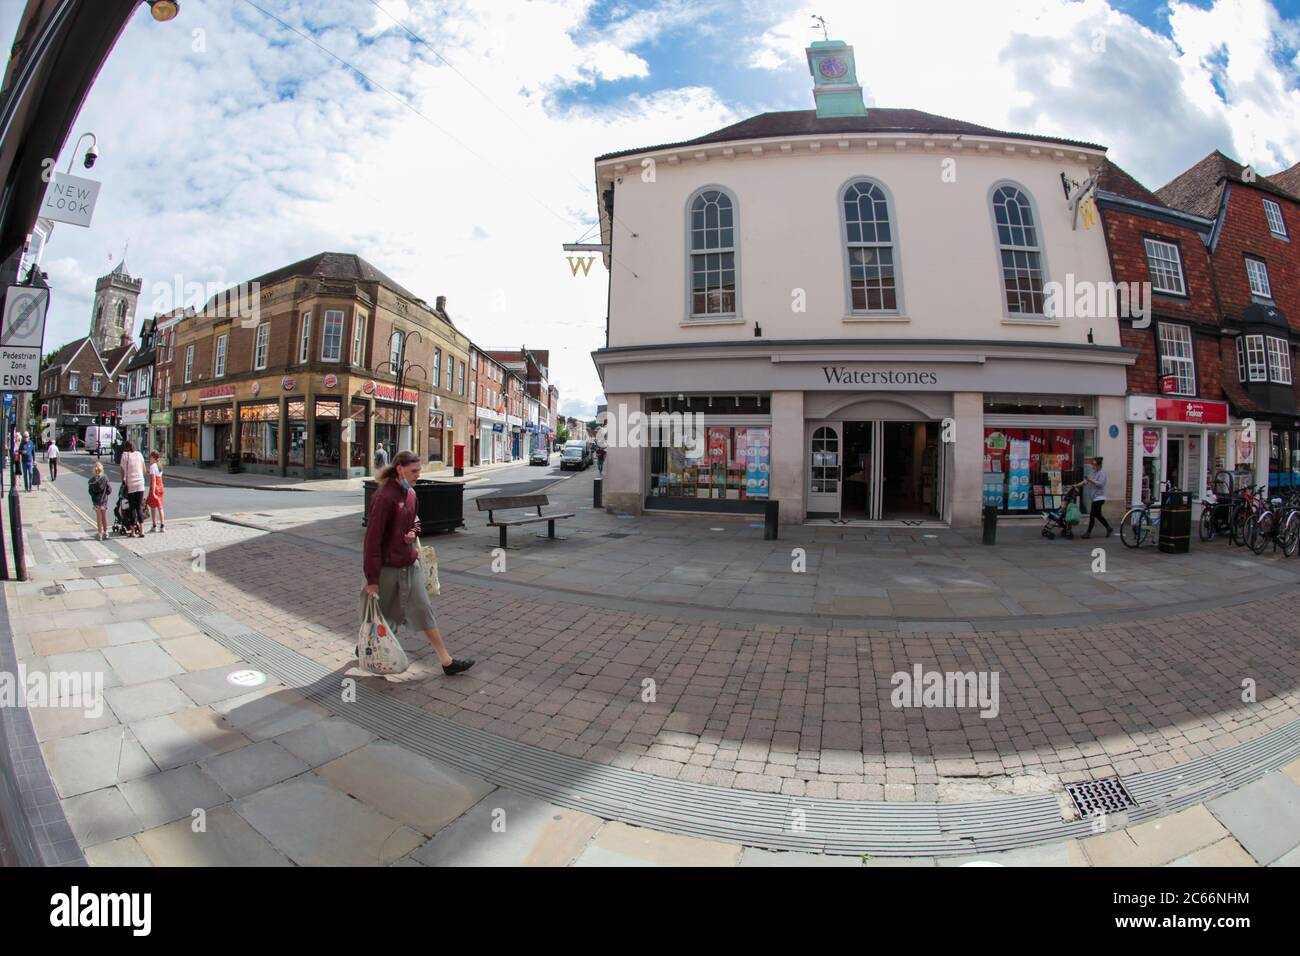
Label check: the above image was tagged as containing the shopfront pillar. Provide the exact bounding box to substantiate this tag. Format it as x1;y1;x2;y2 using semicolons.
231;399;241;464
602;391;642;515
950;392;983;527
278;396;288;476
1255;422;1272;490
769;391;804;524
304;394;315;474
1096;395;1127;505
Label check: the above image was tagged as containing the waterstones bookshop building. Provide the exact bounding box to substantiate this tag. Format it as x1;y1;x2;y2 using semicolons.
589;38;1133;527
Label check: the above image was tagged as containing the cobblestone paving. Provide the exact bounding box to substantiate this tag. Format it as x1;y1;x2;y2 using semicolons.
147;530;1300;802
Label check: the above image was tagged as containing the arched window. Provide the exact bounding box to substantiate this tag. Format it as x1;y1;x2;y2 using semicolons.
842;180;898;312
688;188;737;317
992;185;1045;315
810;426;839;494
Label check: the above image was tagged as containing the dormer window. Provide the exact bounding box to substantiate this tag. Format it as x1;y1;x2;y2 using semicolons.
991;184;1046;316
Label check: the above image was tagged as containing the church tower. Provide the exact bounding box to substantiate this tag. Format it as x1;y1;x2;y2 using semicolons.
90;260;142;351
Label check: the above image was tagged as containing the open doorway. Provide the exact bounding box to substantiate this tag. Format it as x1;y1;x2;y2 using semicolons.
881;422;940;520
842;421;873;518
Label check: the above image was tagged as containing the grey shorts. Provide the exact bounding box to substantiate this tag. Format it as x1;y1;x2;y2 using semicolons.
377;561;438;633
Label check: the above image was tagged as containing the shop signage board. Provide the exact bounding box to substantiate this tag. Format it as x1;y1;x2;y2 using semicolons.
1154;398;1228;426
363;380;417;404
41;172;101;228
199;384;235;401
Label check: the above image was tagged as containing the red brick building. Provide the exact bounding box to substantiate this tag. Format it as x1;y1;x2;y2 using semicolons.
1096;159;1229;505
1157;151;1300;494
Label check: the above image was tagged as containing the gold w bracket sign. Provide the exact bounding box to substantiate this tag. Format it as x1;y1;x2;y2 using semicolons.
562;243;609;278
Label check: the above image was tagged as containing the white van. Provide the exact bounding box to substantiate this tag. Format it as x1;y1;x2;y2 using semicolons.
83;426;119;457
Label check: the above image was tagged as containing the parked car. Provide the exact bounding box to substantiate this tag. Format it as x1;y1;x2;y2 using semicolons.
529;447;550;466
559;442;590;471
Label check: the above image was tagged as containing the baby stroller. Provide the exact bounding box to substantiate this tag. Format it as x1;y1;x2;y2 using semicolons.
1041;484;1082;540
111;482;133;536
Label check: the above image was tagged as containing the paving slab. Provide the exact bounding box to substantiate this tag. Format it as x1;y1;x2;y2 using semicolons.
315;740;495;837
130;706;252;770
739;847;864;867
101;643;185;685
105;679;196;723
572;821;742;867
938;840;1090;867
135;805;292;867
233;774;424;866
273;716;376;767
159;633;240;671
200;739;310;798
61;786;143;847
1082;805;1230;867
42;726;159;798
1167;837;1258;867
1207;773;1300;866
410;788;601;867
171;664;266;706
119;764;230;829
83;836;153;867
28;698;120;742
209;688;329;741
103;620;161;647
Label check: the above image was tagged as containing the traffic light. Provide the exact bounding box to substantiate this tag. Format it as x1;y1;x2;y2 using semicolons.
96;412;105;426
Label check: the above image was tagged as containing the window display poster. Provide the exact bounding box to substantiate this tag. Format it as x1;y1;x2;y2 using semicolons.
707;427;728;467
1027;431;1047;466
1008;439;1031;511
982;473;1005;508
743;428;770;498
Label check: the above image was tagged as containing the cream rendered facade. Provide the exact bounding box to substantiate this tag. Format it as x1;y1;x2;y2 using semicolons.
592;51;1133;526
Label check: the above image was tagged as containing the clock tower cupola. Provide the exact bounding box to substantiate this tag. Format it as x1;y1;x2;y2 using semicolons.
806;38;866;118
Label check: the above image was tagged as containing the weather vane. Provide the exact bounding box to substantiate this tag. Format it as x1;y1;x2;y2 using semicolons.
811;14;828;41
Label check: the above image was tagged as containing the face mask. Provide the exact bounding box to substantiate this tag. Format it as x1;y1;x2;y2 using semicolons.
398;477;412;491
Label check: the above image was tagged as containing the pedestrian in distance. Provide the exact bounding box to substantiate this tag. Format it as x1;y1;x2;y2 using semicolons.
362;449;474;677
595;444;606;475
374;442;388;471
118;440;147;538
19;432;35;491
69;434;78;453
146;450;166;532
1076;456;1112;539
46;438;58;481
89;462;111;540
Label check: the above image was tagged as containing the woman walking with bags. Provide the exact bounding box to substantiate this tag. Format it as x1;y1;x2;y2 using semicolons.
118;440;147;538
362;449;474;676
146;451;166;532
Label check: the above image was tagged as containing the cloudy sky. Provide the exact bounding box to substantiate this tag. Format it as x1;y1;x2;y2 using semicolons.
2;0;1299;415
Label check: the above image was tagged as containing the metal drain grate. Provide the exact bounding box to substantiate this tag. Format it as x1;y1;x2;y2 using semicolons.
603;532;631;539
1065;777;1136;818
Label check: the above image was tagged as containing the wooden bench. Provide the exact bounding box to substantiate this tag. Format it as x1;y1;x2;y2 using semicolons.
476;494;575;549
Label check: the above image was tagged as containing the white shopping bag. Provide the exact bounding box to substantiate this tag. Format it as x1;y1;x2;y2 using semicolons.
357;593;409;676
419;545;440;597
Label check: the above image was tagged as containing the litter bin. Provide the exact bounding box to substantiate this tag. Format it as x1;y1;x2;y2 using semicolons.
362;479;377;526
764;500;780;541
982;505;998;545
1158;490;1192;554
413;479;465;534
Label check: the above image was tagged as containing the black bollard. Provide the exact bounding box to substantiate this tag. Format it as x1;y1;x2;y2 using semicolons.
982;505;998;545
0;493;7;581
764;500;779;540
8;491;25;581
593;477;602;509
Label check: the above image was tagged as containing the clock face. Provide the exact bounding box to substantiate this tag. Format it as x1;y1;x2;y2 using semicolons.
819;57;848;79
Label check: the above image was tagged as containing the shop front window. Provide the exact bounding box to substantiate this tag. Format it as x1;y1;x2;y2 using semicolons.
315;398;341;468
239;401;280;465
648;424;770;505
374;402;414;457
982;427;1093;515
348;401;369;468
287;399;307;466
175;408;199;461
1270;430;1300;490
202;405;234;463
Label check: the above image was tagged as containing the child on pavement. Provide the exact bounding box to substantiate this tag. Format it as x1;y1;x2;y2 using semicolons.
89;462;111;540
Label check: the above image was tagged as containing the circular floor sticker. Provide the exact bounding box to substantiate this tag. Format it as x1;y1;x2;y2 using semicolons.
226;669;267;688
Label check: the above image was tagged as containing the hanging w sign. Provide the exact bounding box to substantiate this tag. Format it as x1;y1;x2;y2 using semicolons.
561;243;608;278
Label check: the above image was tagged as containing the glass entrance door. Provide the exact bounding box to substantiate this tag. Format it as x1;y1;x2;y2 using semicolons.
807;423;841;518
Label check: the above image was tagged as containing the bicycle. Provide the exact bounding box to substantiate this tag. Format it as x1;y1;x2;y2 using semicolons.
1198;471;1237;542
1230;485;1267;548
1249;488;1300;556
1120;481;1176;549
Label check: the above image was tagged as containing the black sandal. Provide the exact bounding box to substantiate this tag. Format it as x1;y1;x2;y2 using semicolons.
442;658;476;676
